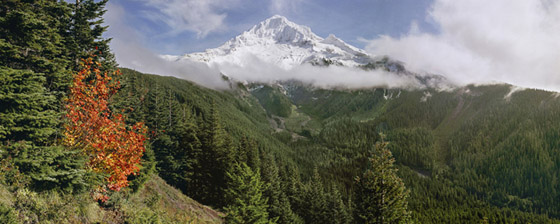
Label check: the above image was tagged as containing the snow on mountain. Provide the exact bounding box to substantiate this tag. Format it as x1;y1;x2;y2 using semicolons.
166;15;372;70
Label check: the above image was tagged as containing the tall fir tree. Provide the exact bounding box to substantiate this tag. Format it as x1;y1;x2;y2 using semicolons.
0;0;71;91
0;68;87;192
238;136;260;170
261;153;301;224
174;106;202;191
327;185;352;224
281;164;304;223
354;137;411;224
0;69;58;144
195;102;235;207
0;1;91;192
301;168;329;224
225;162;274;224
65;0;116;70
153;105;202;193
146;83;166;132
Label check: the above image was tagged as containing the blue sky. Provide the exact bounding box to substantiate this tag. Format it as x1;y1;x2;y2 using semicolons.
106;0;436;55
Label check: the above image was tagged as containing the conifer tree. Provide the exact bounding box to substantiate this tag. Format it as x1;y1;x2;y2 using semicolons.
0;0;71;140
238;136;260;169
354;138;410;224
225;162;273;224
195;103;235;207
156;106;201;193
301;168;329;223
282;164;304;222
0;69;58;144
260;153;300;224
146;83;166;132
111;71;146;122
327;185;352;224
0;59;85;192
65;0;116;70
0;0;71;89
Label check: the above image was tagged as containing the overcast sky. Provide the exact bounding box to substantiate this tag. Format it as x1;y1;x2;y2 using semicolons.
105;0;560;92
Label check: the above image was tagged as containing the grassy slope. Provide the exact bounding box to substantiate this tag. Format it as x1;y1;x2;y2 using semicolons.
0;175;223;223
123;175;223;223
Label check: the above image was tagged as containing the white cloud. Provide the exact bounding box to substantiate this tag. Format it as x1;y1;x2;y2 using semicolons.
106;2;229;89
112;38;229;89
138;0;238;38
269;0;303;15
213;56;423;90
364;0;560;91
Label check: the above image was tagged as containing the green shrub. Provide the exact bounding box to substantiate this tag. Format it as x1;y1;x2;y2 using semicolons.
0;203;18;224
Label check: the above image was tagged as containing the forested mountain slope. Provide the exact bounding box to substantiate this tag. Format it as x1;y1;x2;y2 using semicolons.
116;68;560;223
282;83;560;223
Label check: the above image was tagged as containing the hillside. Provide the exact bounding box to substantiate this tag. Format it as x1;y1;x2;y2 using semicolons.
0;174;222;223
122;175;223;223
114;68;560;223
273;83;560;222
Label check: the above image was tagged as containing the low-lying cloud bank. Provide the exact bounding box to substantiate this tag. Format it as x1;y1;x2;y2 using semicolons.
214;56;423;89
364;0;560;92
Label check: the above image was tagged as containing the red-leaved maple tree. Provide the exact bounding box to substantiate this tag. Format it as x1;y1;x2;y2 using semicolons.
64;57;147;199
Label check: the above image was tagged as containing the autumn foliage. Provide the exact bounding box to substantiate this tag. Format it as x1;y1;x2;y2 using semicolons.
64;57;147;194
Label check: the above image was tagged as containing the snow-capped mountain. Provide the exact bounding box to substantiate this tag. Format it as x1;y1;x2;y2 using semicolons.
165;15;372;69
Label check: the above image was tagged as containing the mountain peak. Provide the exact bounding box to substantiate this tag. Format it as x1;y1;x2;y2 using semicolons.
267;14;290;23
247;15;322;44
176;15;372;69
269;14;287;19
